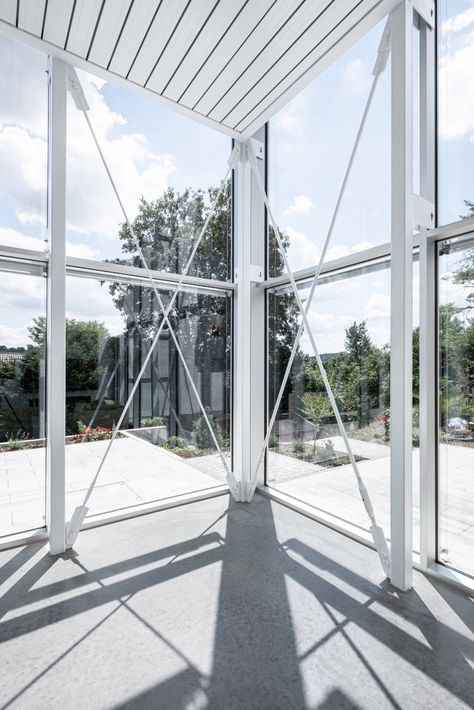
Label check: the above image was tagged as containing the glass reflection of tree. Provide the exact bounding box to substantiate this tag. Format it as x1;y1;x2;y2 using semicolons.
107;182;233;440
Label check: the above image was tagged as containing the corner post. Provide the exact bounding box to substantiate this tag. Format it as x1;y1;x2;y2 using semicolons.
46;57;67;554
390;0;414;590
418;2;436;570
233;131;266;501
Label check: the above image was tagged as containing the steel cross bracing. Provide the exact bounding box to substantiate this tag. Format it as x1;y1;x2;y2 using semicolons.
245;19;393;578
65;67;240;547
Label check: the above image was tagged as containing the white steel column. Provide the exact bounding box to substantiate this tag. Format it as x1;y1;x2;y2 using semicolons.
390;0;414;590
233;131;266;500
418;3;436;569
46;57;67;555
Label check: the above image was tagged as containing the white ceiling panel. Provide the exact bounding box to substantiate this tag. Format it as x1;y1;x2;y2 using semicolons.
18;0;46;37
126;0;189;85
0;0;397;138
87;0;132;66
146;0;218;95
66;0;104;57
42;0;75;48
108;0;160;76
225;0;374;129
163;0;247;103
0;0;17;25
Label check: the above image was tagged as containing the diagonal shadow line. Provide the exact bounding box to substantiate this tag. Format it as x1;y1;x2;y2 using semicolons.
0;545;224;645
0;542;42;588
318;596;402;709
284;537;474;658
0;546;61;621
283;548;474;708
0;531;224;615
0;596;131;710
0;506;233;710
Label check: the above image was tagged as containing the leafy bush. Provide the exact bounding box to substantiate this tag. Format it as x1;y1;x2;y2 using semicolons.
141;416;165;427
268;433;279;449
161;435;187;450
192;408;223;450
75;420;113;442
7;430;30;450
292;437;306;454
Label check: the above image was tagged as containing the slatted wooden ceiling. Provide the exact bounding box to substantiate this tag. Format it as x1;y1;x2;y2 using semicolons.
0;0;394;138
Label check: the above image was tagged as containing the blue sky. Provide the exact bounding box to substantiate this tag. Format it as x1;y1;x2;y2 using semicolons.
0;2;473;351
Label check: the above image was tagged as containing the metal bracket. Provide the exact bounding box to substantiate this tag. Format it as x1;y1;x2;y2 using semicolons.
249;264;264;283
413;0;435;29
66;66;89;112
250;137;264;160
373;17;391;76
412;194;435;230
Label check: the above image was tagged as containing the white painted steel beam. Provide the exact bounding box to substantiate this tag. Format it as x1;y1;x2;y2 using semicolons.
46;57;67;555
389;0;414;590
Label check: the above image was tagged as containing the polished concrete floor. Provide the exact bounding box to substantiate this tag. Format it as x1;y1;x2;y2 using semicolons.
0;494;472;709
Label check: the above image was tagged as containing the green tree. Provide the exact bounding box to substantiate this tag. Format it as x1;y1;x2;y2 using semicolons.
300;392;332;456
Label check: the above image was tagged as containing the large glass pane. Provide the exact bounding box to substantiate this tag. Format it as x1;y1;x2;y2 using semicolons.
0;265;46;535
438;0;474;225
268;18;391;277
0;36;48;251
65;274;231;519
66;69;231;280
267;260;392;537
437;235;474;577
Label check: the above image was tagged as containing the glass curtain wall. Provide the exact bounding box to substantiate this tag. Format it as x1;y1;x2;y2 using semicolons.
0;34;233;536
266;18;393;540
65;274;231;518
65;68;233;520
0;36;49;537
436;2;474;578
437;236;474;577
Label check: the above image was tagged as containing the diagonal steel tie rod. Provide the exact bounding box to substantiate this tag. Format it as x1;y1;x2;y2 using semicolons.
247;19;392;576
65;68;238;545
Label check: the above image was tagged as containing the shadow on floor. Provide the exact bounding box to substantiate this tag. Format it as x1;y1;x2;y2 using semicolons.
0;495;472;709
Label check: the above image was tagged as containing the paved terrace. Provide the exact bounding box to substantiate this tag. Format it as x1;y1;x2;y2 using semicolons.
0;434;472;577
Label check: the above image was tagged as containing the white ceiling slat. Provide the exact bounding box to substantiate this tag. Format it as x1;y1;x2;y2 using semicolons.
163;0;247;102
18;0;46;36
108;0;160;76
0;0;395;139
146;0;218;95
224;0;359;128
126;0;188;85
193;0;308;118
238;0;391;136
66;0;104;57
42;0;75;47
178;0;275;110
88;0;132;66
0;0;17;25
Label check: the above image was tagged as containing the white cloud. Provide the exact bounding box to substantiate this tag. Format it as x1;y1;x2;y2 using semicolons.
364;293;390;320
0;55;177;252
283;195;314;216
439;10;474;142
0;226;46;252
343;58;371;96
443;7;474;35
0;125;48;227
66;242;101;260
65;73;176;242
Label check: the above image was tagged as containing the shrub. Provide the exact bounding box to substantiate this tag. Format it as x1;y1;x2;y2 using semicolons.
268;433;279;449
192;408;223;450
141;416;165;427
292;437;306;455
75;420;113;441
161;435;187;450
7;430;29;450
